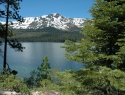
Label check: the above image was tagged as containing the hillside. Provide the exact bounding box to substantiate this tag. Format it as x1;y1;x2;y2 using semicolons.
8;28;83;42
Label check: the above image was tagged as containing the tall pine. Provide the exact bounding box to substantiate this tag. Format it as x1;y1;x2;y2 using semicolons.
0;0;24;71
63;0;125;70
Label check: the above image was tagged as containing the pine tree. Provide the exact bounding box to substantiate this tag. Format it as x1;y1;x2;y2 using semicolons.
63;0;125;70
37;56;51;80
0;0;24;71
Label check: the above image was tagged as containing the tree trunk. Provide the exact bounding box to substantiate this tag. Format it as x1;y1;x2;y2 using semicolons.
3;0;9;70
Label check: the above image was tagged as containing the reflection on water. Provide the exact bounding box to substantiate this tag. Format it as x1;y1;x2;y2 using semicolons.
0;42;84;77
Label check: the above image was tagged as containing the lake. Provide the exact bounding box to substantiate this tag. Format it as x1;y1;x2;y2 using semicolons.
0;42;84;77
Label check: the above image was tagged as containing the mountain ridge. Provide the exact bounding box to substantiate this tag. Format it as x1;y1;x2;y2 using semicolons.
1;13;85;31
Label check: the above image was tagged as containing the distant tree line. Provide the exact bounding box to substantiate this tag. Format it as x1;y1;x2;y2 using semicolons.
6;27;83;42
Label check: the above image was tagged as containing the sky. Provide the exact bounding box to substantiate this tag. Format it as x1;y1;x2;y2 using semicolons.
19;0;94;19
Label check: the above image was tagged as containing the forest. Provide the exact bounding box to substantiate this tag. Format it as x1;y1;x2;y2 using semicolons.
8;28;83;42
0;0;125;95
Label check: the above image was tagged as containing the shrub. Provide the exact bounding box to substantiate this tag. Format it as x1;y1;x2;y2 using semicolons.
0;73;30;94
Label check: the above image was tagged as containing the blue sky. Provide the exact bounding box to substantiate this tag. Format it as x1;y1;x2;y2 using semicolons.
19;0;94;19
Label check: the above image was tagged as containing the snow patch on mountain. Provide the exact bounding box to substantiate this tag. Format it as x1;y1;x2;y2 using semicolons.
1;13;85;31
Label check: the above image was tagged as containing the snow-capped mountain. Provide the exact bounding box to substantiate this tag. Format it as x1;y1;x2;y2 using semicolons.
1;13;85;31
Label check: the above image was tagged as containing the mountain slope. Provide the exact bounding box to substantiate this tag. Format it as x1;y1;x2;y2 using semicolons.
9;13;85;31
8;28;83;42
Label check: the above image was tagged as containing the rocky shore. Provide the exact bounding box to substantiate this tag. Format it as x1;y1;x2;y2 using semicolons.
0;90;62;95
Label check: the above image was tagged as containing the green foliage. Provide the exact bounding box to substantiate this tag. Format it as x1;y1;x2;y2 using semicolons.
37;56;51;80
0;0;24;71
74;66;125;95
63;0;125;70
7;28;83;42
33;67;125;95
0;73;30;94
39;67;125;95
25;56;51;88
24;70;38;88
33;69;81;95
62;0;125;94
0;0;24;51
55;70;82;95
0;0;23;21
40;79;52;88
34;68;61;92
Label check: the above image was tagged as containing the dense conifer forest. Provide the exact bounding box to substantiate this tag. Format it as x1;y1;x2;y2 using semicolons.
8;27;83;42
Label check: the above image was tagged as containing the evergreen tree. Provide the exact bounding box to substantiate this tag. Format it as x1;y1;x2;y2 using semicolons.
25;56;51;88
63;0;125;70
37;56;51;80
0;0;24;71
62;1;125;94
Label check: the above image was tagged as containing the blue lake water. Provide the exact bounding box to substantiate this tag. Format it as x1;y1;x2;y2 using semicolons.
0;42;84;77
